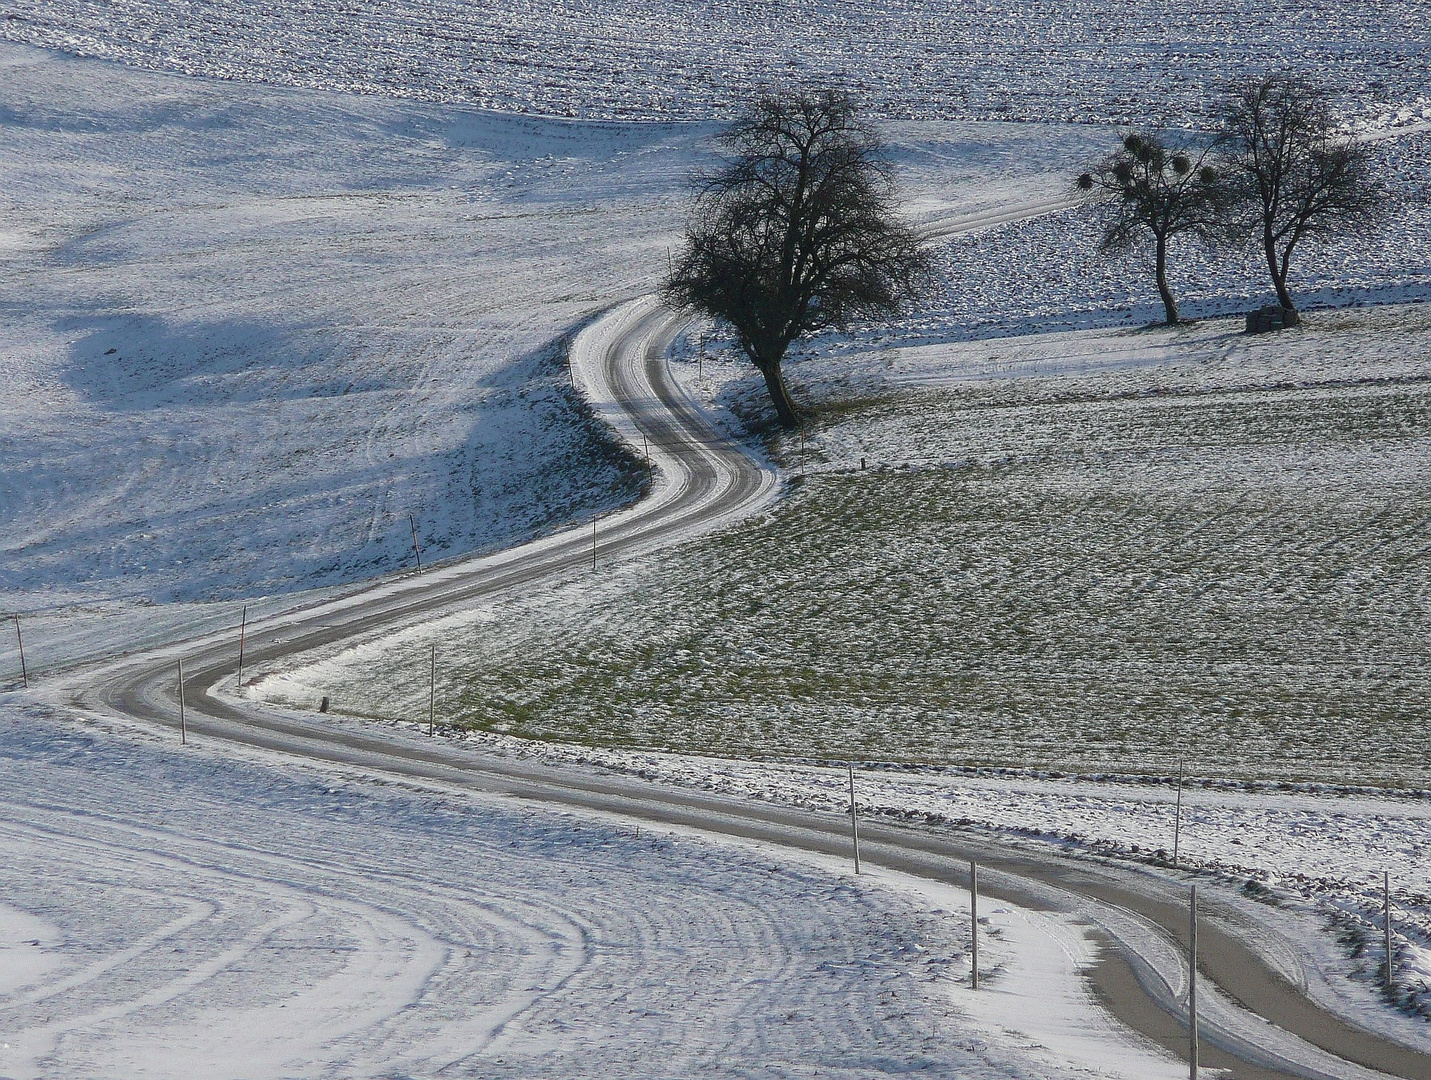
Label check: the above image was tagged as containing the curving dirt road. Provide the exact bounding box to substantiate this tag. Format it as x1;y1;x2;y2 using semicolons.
63;276;1431;1079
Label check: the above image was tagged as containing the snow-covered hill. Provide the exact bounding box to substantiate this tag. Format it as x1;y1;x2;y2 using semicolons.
1;3;1428;1073
0;705;1192;1080
6;0;1429;126
0;41;1121;656
0;46;694;611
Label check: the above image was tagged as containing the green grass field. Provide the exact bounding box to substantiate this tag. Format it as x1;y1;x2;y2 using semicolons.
293;311;1431;785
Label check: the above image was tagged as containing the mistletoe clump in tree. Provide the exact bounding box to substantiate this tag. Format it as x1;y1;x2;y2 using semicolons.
664;89;930;428
1077;131;1230;325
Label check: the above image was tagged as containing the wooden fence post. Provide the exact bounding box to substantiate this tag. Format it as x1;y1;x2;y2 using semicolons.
971;860;980;990
1385;871;1395;995
1189;884;1198;1079
13;615;27;689
848;765;861;874
237;604;247;690
178;659;187;746
1174;759;1184;867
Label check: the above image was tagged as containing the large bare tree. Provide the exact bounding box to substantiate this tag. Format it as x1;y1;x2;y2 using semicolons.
1219;73;1381;318
663;90;929;428
1077;131;1231;325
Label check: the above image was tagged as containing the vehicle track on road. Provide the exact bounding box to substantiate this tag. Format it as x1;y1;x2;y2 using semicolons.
63;202;1431;1080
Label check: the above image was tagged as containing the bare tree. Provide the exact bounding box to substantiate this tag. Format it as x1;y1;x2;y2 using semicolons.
1218;73;1381;318
1077;131;1230;325
663;90;930;428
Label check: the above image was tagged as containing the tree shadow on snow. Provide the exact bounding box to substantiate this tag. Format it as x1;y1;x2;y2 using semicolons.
59;313;401;410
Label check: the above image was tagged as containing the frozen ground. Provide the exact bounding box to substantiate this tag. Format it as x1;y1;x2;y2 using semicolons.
876;128;1431;344
265;306;1431;788
212;698;1431;1033
3;9;1429;1067
2;28;1427;628
3;39;1426;677
251;306;1431;1019
0;39;1123;673
6;0;1430;126
0;703;1194;1079
0;44;675;614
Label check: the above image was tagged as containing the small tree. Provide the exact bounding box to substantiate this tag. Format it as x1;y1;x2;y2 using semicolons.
1218;73;1381;317
1077;131;1229;325
663;89;929;428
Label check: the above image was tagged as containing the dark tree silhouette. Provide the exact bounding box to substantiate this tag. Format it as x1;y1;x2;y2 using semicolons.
663;90;930;428
1218;73;1381;318
1077;131;1230;325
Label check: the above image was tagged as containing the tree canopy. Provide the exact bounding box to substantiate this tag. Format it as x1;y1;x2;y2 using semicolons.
663;89;929;428
1077;131;1230;325
1218;73;1381;315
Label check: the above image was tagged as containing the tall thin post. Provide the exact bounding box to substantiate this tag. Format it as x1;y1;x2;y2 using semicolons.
237;604;247;691
428;643;436;737
848;765;861;875
1385;871;1394;995
178;659;187;746
971;860;980;989
1174;759;1184;867
643;434;652;480
592;519;597;571
1189;885;1198;1079
409;515;422;571
13;615;27;689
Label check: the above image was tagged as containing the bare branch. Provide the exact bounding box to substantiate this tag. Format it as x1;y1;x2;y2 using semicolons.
1217;72;1384;314
1076;128;1233;324
663;89;931;427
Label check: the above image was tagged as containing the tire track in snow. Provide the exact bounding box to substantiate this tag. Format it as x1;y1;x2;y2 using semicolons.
46;201;1431;1080
0;803;594;1078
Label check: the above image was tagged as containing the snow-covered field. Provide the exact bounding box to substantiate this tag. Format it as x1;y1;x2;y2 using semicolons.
880;129;1431;343
251;305;1431;1017
0;42;1118;674
0;44;677;618
3;0;1430;1069
1;31;1425;640
6;0;1430;126
457;728;1431;1025
0;704;1198;1079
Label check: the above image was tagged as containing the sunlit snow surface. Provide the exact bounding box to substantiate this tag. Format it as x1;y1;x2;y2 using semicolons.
5;0;1430;125
0;45;680;610
292;311;1431;787
0;707;1188;1079
0;40;1426;625
1;0;1429;1067
0;42;1121;624
260;309;1431;1022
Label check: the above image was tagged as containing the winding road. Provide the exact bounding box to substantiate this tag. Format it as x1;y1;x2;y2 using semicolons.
62;243;1431;1079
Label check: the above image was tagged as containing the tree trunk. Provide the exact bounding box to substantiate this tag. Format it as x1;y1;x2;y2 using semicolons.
1264;227;1295;313
1155;233;1179;326
758;360;799;429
